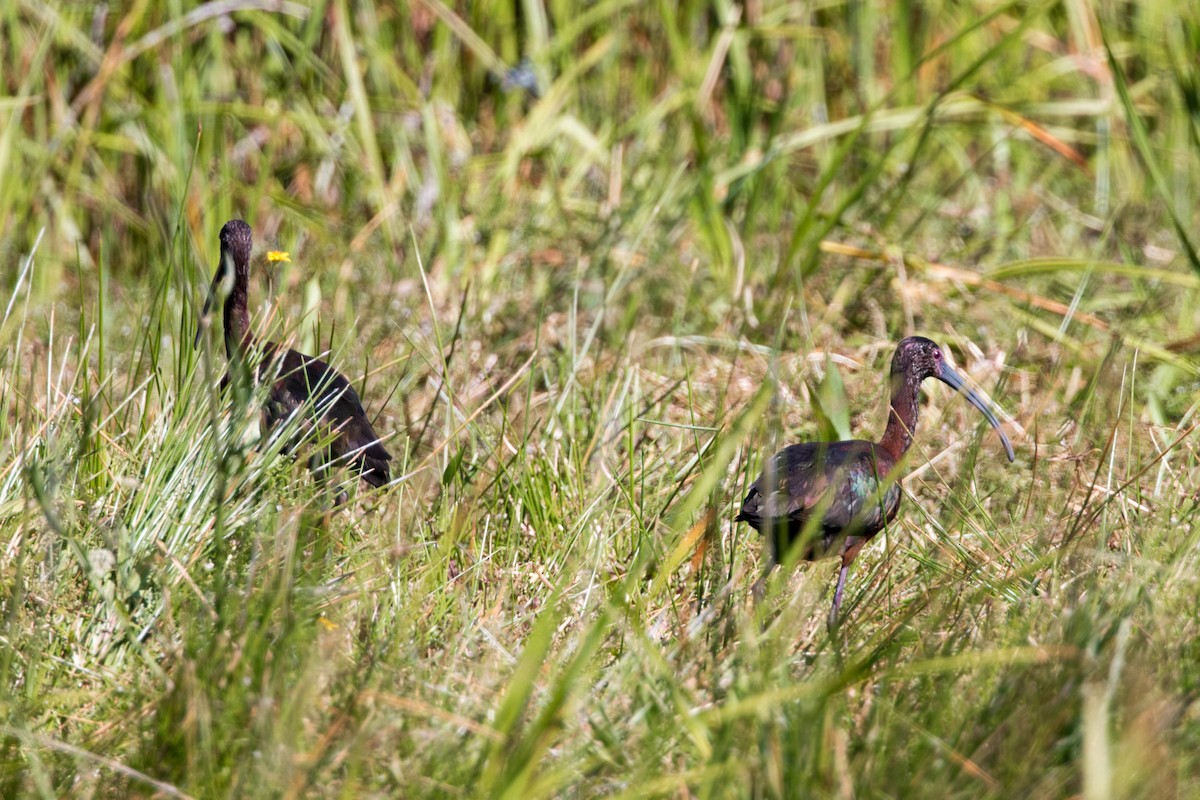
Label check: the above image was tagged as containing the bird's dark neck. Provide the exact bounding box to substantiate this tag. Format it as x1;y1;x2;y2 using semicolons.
222;267;254;360
878;371;921;461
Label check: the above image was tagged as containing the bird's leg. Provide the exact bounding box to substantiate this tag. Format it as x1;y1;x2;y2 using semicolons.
827;561;849;631
827;539;865;631
752;568;770;605
309;454;348;508
753;532;779;604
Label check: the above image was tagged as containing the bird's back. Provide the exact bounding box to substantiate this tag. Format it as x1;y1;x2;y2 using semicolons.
736;439;901;559
260;344;392;486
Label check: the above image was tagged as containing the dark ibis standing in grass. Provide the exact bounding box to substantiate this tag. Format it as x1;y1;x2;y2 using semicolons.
195;219;391;499
736;336;1015;628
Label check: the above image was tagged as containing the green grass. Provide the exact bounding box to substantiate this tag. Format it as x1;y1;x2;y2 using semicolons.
3;0;1200;796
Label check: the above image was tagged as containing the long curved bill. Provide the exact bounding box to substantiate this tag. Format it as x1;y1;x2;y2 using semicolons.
194;251;232;349
938;365;1016;462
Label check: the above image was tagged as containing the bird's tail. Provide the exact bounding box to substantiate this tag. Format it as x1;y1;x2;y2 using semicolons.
734;485;761;525
357;453;391;488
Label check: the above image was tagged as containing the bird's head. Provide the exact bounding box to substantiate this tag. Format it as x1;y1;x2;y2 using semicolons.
195;219;255;349
218;219;253;270
891;336;1015;462
890;336;945;381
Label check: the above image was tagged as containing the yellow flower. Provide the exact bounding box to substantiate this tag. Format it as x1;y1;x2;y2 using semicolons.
267;250;291;263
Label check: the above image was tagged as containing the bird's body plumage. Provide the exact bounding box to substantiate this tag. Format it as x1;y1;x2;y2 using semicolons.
255;343;392;488
736;440;901;563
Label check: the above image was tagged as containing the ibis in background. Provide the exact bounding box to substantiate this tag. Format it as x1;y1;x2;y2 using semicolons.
736;336;1015;628
195;219;392;500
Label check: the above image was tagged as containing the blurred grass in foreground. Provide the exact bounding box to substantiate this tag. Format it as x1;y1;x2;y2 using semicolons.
3;0;1200;796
